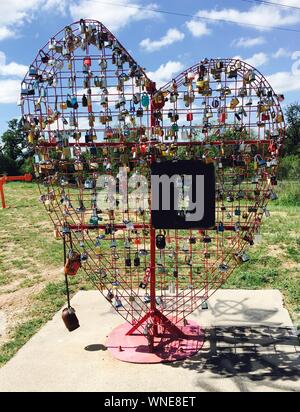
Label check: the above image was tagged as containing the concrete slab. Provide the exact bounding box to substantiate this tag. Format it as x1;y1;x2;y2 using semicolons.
0;289;299;392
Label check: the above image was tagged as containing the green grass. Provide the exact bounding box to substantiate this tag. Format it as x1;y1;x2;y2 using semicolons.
225;182;300;320
0;180;299;367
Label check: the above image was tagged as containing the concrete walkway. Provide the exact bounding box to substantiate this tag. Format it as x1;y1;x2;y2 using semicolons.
0;289;299;392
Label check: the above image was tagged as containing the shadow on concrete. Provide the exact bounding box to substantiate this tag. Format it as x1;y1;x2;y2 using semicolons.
84;344;107;352
210;298;280;323
166;325;300;390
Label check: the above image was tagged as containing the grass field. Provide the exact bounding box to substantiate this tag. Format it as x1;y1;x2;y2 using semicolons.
0;180;299;367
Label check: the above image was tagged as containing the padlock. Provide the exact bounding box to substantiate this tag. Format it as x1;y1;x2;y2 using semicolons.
82;94;88;107
234;222;241;232
218;108;227;123
227;65;237;79
40;50;49;64
125;254;131;267
141;92;149;108
205;105;213;118
64;249;81;276
134;252;140;267
114;296;122;309
234;207;241;216
212;98;219;108
29;65;38;77
243;233;254;245
98;57;107;71
156;233;166;249
84;178;94;189
254;154;267;168
230;97;239;109
238;87;247;97
226;193;234;202
219;263;229;272
187;112;193;122
217;222;224;232
269;190;278;200
143;294;151;304
138;278;147;289
203;234;211;243
136;107;143;117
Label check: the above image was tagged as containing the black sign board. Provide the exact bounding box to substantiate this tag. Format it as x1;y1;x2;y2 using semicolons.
151;160;215;229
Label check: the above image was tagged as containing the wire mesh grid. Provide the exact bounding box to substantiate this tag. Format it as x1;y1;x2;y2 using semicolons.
19;19;285;333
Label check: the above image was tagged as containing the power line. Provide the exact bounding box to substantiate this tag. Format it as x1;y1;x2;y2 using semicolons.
87;0;300;33
241;0;300;11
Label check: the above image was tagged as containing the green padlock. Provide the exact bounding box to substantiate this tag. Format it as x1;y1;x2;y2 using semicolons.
141;92;149;108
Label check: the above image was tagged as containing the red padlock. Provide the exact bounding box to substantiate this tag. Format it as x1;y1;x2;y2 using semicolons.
187;112;193;122
261;113;270;121
219;112;226;123
140;144;147;154
84;56;91;66
268;142;277;154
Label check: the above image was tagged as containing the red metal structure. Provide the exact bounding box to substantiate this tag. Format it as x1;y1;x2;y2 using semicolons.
0;174;32;208
19;19;285;363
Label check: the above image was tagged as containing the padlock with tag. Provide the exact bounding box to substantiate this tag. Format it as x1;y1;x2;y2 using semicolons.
139;267;151;289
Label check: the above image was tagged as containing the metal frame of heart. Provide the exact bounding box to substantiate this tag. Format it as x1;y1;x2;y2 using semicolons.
19;19;285;359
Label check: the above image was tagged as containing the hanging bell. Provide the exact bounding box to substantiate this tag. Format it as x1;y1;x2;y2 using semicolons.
62;307;80;332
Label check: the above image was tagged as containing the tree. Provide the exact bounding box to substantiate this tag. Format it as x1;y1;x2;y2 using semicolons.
0;118;27;175
1;118;25;161
284;103;300;155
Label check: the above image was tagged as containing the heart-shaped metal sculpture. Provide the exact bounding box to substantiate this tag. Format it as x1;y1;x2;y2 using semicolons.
19;19;285;362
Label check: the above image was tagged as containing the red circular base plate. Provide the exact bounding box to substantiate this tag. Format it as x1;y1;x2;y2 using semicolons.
106;319;205;363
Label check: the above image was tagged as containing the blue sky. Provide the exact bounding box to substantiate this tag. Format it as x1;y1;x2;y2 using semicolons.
0;0;300;134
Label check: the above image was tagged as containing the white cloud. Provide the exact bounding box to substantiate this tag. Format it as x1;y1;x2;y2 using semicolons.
232;36;265;48
0;79;21;104
0;0;70;42
272;48;293;58
0;52;27;77
192;4;300;31
147;61;184;87
0;27;16;41
70;0;159;32
245;52;269;67
185;20;210;37
0;1;41;27
43;0;68;14
140;28;184;52
233;52;269;68
267;71;300;93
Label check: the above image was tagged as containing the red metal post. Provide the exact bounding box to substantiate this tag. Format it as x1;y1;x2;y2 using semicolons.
0;174;32;209
0;180;6;209
149;97;158;341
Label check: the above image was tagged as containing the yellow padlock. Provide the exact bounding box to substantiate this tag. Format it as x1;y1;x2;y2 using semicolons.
27;131;34;144
196;79;204;89
230;97;239;109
